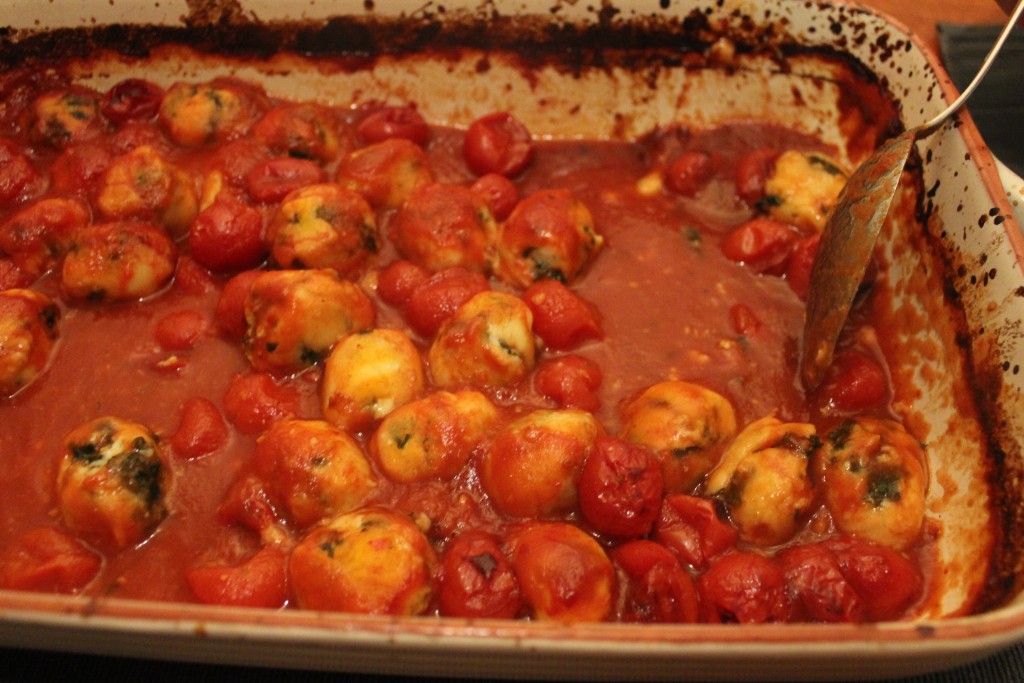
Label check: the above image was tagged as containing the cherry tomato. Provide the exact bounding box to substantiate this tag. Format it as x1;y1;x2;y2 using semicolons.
170;397;229;460
217;473;279;533
172;256;218;296
0;139;41;205
50;142;112;198
610;540;700;623
728;303;762;337
522;279;603;350
816;350;888;413
471;173;520;221
101;78;164;124
463;112;534;177
215;269;262;338
698;552;795;623
665;150;714;196
784;233;820;300
777;543;863;623
653;494;738;569
533;354;602;412
376;259;429;308
403;266;490;338
438;530;523;619
578;436;663;539
721;218;800;274
185;547;288;608
211;139;272;187
222;372;301;434
734;147;779;205
188;197;267;273
824;536;923;621
154;310;208;351
0;258;28;289
0;527;102;593
245;157;326;203
357;105;430;146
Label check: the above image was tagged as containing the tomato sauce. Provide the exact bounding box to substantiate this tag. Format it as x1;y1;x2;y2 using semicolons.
0;72;925;623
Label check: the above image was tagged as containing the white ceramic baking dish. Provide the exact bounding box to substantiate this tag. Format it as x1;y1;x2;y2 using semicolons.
0;0;1022;679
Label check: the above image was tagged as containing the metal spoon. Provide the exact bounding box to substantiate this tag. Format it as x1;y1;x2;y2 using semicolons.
799;0;1024;391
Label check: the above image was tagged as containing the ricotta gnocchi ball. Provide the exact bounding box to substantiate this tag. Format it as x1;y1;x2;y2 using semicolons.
56;416;169;549
428;290;535;390
814;417;928;551
252;102;343;162
243;268;375;375
0;289;59;396
370;390;498;483
289;507;436;615
479;409;601;518
620;380;738;494
762;150;847;232
336;138;434;210
0;197;90;280
61;221;177;302
268;183;377;276
497;189;604;287
391;182;498;274
704;416;817;546
96;145;199;237
251;418;378;528
31;87;104;148
507;522;614;623
321;328;425;434
158;80;263;147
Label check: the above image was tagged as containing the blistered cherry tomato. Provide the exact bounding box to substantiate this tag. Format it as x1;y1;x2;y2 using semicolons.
721;218;800;274
777;543;863;623
817;350;888;413
173;256;217;296
404;267;490;338
0;527;102;593
186;547;288;608
785;233;820;300
189;197;267;273
522;279;603;350
101;78;164;124
0;139;42;205
611;540;700;623
578;436;663;539
357;105;430;146
824;536;922;621
653;494;738;569
222;372;301;434
665;150;713;196
464;112;533;177
471;173;520;221
376;259;429;308
217;473;279;534
0;259;28;289
698;552;795;624
50;142;112;198
215;269;262;338
170;397;229;460
734;147;779;205
438;530;523;619
155;310;207;351
245;157;326;203
533;354;602;412
728;303;762;337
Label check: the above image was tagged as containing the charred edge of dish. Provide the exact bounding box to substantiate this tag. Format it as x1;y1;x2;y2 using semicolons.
0;7;900;92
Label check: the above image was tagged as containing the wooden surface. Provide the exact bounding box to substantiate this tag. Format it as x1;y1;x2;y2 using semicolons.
853;0;1007;56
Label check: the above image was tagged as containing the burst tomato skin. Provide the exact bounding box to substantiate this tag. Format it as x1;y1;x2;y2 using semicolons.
533;354;602;412
698;552;796;624
610;540;700;623
578;436;663;540
357;105;430;146
185;547;289;608
188;198;267;273
438;530;523;619
653;494;738;569
0;527;102;594
522;279;603;350
463;112;534;177
170;397;229;460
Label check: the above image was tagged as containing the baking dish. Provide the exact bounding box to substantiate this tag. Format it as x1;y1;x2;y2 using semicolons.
0;0;1022;679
